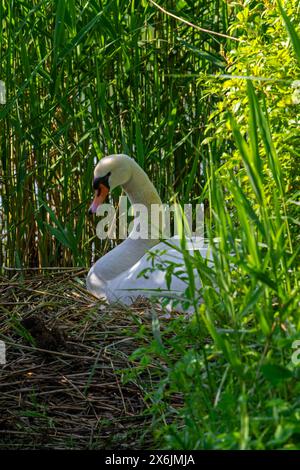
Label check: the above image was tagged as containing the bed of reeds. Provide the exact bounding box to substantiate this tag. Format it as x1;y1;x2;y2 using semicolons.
0;269;169;449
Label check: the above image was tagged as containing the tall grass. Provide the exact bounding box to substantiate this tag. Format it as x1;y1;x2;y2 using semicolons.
127;3;300;449
0;0;231;270
128;68;299;452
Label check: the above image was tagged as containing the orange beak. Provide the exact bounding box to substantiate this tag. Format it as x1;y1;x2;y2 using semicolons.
88;184;109;214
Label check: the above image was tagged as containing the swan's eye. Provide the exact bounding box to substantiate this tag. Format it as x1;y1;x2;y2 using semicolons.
93;172;111;191
93;177;101;191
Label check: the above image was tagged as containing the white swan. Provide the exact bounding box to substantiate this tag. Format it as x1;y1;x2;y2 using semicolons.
86;154;212;312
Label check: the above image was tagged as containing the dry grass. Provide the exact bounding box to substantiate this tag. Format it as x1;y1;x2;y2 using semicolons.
0;270;159;449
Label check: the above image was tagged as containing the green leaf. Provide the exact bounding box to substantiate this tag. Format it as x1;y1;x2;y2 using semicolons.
47;225;72;249
277;0;300;65
229;176;265;236
247;80;262;178
229;114;263;204
261;364;293;385
53;0;66;58
151;308;164;351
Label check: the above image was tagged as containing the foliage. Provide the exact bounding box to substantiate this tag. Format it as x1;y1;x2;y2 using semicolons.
125;0;300;450
200;0;300;234
0;0;230;268
128;79;300;450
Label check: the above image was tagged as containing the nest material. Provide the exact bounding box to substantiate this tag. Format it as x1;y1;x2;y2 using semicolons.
0;270;157;449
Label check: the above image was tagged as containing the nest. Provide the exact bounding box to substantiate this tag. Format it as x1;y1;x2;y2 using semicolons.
0;269;158;449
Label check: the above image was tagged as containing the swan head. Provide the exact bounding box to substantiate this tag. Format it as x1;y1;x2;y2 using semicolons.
89;154;133;214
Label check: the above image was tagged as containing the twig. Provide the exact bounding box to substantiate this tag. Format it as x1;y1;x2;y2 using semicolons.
149;0;240;42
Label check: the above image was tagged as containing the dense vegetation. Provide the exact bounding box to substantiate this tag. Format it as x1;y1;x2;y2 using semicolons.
0;0;299;450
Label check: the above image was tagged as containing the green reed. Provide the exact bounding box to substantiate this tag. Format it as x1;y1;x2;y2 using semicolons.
123;2;299;449
0;0;230;269
128;56;299;452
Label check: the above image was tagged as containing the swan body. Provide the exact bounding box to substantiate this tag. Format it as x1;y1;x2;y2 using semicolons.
87;154;212;312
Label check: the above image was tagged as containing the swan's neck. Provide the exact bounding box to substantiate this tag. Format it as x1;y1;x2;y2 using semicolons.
122;164;164;241
89;164;163;296
123;165;162;209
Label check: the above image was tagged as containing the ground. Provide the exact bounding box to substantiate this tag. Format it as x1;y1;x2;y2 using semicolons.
0;270;158;449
